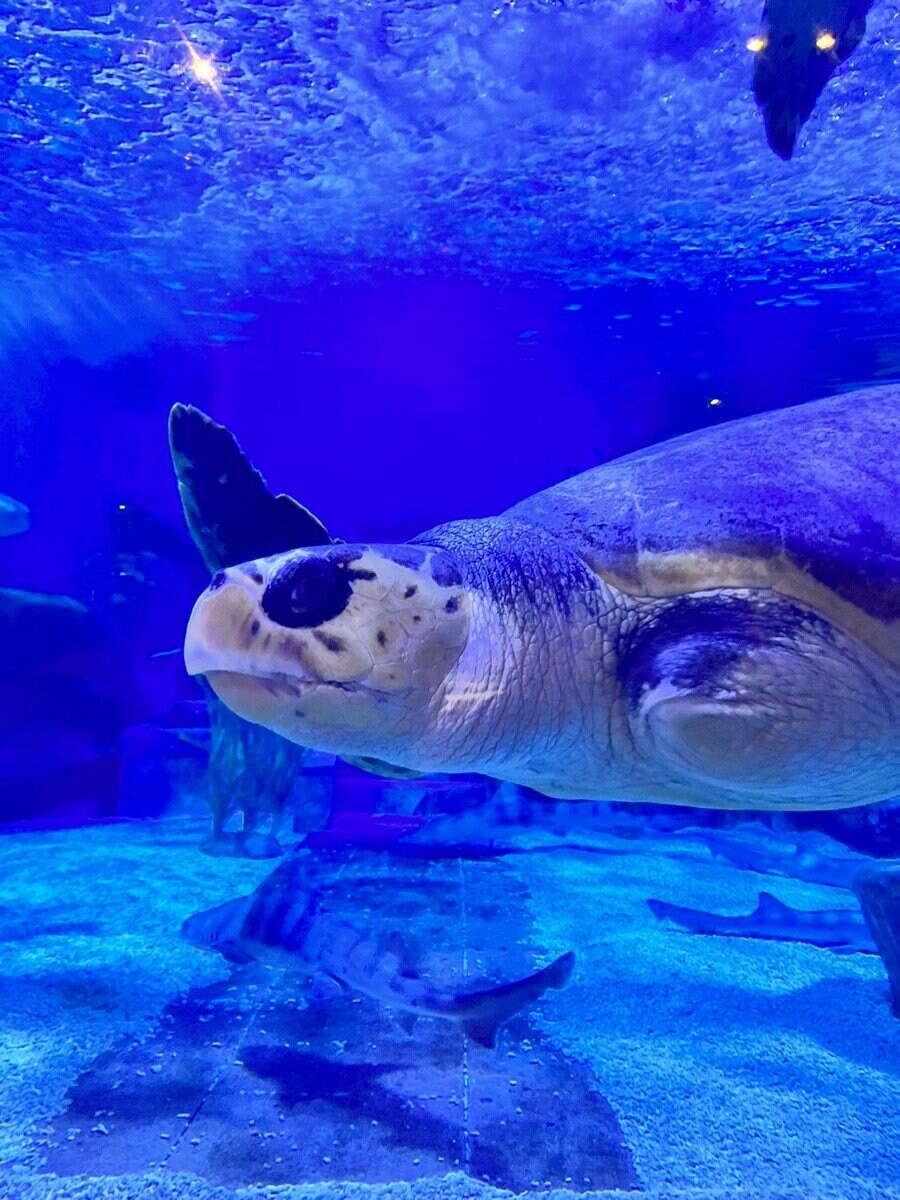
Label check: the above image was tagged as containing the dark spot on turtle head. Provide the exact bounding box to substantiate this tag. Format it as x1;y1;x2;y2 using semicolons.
382;546;428;571
322;546;376;581
262;556;353;630
313;630;345;653
209;571;227;592
250;619;261;637
327;547;365;567
413;615;422;624
444;596;460;614
240;565;265;586
404;585;418;599
430;557;462;588
295;709;306;719
377;630;387;647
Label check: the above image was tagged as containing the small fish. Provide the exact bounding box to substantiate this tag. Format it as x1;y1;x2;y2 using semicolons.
182;857;575;1047
181;894;256;964
750;0;875;159
648;891;876;953
676;823;865;889
0;493;30;537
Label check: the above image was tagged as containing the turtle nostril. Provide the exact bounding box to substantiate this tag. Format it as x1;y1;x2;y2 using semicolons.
209;571;227;592
261;556;353;630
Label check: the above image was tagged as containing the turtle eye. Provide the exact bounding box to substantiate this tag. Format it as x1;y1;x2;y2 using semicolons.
262;557;352;629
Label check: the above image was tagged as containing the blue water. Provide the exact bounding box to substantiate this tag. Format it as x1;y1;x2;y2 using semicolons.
2;0;900;360
1;1;899;1197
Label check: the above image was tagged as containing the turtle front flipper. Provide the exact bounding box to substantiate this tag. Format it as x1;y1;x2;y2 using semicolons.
169;407;427;823
348;756;424;780
168;404;333;572
169;405;337;855
621;593;900;811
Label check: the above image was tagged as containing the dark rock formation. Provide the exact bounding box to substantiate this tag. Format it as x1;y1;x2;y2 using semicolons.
852;860;900;1017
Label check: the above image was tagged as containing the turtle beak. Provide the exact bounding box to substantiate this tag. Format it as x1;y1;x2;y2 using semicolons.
184;566;268;678
183;555;364;737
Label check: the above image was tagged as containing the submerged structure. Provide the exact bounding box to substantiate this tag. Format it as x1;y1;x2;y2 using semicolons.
750;0;876;158
854;861;900;1016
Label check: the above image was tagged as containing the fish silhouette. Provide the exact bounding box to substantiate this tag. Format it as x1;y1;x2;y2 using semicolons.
0;492;29;537
649;890;876;953
182;855;574;1047
676;822;866;889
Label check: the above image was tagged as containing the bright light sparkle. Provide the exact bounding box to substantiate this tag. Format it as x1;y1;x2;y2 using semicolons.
175;28;224;99
746;35;767;52
188;47;218;86
816;31;837;51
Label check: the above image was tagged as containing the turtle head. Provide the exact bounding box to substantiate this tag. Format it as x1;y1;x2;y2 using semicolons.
184;543;469;760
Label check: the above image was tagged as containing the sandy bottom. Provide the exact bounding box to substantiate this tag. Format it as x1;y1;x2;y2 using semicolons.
0;813;897;1200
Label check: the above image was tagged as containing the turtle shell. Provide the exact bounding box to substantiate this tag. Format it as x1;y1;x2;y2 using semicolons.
506;386;900;665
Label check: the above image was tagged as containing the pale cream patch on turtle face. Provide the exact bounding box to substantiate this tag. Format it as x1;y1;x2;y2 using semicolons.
185;545;469;759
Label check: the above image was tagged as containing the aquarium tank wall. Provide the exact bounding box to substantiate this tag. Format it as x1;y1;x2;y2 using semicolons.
1;2;899;1199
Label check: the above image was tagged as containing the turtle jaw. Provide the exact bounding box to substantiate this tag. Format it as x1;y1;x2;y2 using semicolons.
202;669;356;731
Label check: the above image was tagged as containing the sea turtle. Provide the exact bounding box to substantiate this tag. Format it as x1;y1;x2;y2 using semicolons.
180;387;900;812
